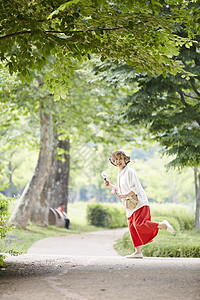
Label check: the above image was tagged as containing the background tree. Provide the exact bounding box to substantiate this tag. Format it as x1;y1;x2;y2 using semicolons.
1;0;200;228
90;26;200;229
121;32;200;229
1;0;199;88
1;60;138;227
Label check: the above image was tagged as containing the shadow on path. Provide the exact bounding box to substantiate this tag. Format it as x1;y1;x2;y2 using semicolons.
1;228;200;300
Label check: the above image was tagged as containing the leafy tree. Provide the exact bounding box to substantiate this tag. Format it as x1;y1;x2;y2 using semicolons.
1;60;138;227
131;152;194;204
123;32;200;167
90;25;200;228
1;0;199;90
1;0;199;229
122;32;200;229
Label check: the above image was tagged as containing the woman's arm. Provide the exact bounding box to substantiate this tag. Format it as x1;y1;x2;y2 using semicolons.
117;190;137;199
104;180;119;196
104;180;114;189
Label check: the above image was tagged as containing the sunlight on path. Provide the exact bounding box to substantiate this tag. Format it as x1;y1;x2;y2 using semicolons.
27;228;129;256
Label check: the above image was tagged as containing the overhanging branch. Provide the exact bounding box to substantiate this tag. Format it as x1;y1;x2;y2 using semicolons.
182;92;199;101
0;27;124;41
178;90;189;107
191;82;200;98
178;89;200;126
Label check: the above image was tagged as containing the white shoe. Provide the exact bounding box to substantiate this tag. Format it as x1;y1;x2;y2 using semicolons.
126;252;143;259
161;220;175;235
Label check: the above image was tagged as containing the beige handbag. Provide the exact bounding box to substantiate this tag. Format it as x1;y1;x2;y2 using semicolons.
123;195;138;210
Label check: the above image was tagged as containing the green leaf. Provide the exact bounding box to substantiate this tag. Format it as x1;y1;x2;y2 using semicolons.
48;0;81;19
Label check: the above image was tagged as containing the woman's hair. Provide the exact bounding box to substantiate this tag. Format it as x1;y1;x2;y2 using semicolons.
109;150;130;166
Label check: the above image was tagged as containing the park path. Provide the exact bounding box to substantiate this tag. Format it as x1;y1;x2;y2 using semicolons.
27;228;129;256
1;228;200;300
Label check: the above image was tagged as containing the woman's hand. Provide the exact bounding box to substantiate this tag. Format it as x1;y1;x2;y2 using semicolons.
118;191;136;199
117;194;127;199
104;179;112;188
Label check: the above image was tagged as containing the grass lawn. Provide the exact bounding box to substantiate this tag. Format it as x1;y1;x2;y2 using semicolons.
2;201;200;258
114;229;200;257
2;202;104;254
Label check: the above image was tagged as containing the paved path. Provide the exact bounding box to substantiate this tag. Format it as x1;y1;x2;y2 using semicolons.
1;228;200;300
27;228;129;256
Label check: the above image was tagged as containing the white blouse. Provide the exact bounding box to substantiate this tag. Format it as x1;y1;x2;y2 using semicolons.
117;165;149;218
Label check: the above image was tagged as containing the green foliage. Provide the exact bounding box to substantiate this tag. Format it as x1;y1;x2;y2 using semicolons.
68;201;106;230
70;143;195;204
153;216;181;232
91;25;200;170
131;152;195;203
1;202;105;255
0;185;13;265
103;203;127;228
0;149;38;197
1;0;199;91
142;229;200;258
87;203;111;227
122;31;200;169
86;203;127;228
115;226;200;258
114;203;199;258
150;203;195;230
143;241;200;258
0;59;139;199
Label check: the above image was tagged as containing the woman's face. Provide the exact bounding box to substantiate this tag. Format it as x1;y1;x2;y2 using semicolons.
114;154;126;170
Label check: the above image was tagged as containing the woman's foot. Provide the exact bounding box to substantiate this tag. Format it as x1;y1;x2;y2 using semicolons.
126;252;143;259
159;220;175;235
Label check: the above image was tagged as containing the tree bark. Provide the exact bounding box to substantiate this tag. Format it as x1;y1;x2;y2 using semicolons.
194;167;200;231
30;128;57;226
9;98;53;229
7;161;14;198
47;132;70;210
30;131;70;225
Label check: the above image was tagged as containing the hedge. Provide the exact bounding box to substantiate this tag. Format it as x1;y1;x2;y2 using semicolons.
0;190;13;265
151;203;195;231
86;203;127;228
152;216;181;232
115;230;200;258
143;243;200;258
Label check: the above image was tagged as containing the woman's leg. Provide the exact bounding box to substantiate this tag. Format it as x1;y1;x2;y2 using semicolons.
134;246;142;254
158;223;167;230
158;220;175;235
127;207;158;250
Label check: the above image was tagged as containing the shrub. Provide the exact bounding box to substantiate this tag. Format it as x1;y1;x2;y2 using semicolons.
86;204;110;227
103;203;127;228
0;187;13;266
143;243;200;258
121;232;134;252
114;229;200;258
86;203;127;228
151;203;195;231
152;216;181;232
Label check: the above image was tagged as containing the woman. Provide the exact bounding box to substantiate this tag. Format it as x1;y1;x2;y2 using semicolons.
105;150;175;259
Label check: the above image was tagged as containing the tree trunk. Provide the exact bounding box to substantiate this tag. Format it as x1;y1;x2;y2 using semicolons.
48;132;70;210
7;161;14;198
30;128;57;226
29;179;50;226
194;167;200;231
30;131;70;225
9;98;53;229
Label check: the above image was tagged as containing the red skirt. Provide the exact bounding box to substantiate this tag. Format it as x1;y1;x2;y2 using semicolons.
127;206;159;248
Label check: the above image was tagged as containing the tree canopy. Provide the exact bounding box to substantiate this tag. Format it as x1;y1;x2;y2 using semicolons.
123;35;200;169
1;0;200;97
91;24;200;169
